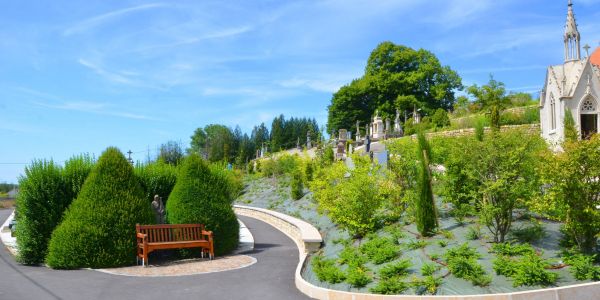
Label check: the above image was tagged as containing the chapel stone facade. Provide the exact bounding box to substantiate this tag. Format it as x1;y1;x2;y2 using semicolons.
540;0;600;145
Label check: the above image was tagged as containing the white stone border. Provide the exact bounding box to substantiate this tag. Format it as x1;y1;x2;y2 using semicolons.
0;210;17;256
233;205;600;300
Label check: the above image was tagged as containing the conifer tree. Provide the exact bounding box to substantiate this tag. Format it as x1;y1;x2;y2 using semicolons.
415;131;438;236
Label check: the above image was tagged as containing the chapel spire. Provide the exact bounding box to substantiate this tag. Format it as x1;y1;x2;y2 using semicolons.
564;0;581;61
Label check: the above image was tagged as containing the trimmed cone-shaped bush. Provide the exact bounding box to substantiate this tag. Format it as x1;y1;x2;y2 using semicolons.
166;154;239;256
46;147;154;269
16;160;68;265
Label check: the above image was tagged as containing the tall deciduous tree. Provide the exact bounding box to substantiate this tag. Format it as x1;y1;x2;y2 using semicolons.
467;75;510;131
158;140;184;166
189;124;234;162
327;41;462;132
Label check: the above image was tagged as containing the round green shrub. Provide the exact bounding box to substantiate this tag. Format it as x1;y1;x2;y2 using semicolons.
16;160;68;265
166;154;239;256
46;147;154;269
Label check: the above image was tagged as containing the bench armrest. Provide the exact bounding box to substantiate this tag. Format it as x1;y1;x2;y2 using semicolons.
137;232;147;243
202;230;213;237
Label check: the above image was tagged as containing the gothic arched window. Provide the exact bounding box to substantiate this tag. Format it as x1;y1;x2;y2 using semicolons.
581;98;596;113
550;95;556;130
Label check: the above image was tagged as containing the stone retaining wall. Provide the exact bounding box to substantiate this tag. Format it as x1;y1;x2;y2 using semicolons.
233;205;600;300
411;124;540;140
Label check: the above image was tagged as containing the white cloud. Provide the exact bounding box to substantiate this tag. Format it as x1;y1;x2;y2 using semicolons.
78;58;136;85
63;3;167;36
33;100;159;121
131;25;253;54
278;78;343;93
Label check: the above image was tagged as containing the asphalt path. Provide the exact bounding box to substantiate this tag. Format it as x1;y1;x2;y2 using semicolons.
0;209;311;300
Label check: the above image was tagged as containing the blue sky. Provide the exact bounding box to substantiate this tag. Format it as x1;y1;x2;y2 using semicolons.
1;0;599;183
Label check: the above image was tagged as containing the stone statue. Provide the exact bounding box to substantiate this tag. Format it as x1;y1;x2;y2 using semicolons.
152;195;166;224
307;131;312;149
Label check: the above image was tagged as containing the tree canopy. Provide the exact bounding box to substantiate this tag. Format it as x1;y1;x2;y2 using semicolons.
327;41;462;133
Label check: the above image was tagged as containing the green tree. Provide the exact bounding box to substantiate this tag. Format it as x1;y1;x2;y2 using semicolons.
328;41;462;132
467;75;510;131
158;140;184;166
189;125;234;162
415;132;438;236
46;147;154;269
166;154;239;255
431;108;450;129
473;130;544;243
538;136;600;253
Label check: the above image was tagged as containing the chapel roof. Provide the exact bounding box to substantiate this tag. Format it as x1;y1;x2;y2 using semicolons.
591;47;600;67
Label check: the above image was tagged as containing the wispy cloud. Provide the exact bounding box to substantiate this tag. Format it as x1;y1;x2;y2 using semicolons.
461;65;547;75
78;58;136;85
506;85;543;93
33;100;159;121
131;25;252;53
14;87;159;121
278;78;345;93
63;3;167;36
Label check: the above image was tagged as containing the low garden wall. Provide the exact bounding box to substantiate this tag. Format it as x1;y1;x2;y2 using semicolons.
234;205;600;300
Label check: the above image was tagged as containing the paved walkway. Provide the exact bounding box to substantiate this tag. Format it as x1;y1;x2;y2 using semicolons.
0;209;311;300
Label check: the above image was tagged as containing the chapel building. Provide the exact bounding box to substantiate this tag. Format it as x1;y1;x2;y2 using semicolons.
540;0;600;145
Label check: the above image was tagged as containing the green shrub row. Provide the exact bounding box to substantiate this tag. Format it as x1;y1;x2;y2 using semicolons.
16;155;94;265
135;160;177;204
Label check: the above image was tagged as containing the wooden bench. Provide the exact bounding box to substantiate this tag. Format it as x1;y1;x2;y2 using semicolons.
136;224;214;267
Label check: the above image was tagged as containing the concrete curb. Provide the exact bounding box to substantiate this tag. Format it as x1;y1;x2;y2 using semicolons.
233;205;600;300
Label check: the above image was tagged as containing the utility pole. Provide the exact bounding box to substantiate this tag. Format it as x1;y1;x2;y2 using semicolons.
127;150;134;165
